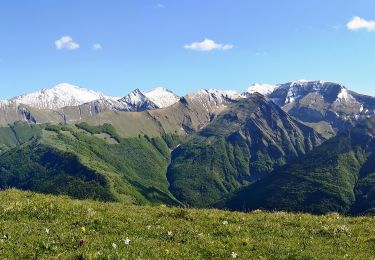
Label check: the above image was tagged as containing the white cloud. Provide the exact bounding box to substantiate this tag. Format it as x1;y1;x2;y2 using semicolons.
184;39;233;52
92;43;102;50
55;36;80;50
347;16;375;31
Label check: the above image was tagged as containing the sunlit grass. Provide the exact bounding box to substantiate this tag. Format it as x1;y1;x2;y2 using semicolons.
1;189;375;259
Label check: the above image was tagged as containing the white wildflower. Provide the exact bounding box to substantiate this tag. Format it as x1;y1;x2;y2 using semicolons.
123;237;130;245
231;252;238;258
167;231;173;236
112;243;117;249
223;220;228;225
45;228;50;234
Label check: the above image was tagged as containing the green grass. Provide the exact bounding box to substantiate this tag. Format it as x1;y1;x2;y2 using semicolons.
1;189;375;259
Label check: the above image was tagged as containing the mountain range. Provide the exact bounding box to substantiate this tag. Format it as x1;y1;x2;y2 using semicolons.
2;80;375;135
1;80;375;215
0;84;179;126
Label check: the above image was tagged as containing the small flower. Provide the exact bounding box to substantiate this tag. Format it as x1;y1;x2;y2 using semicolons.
167;231;173;236
45;228;50;234
112;243;117;249
146;225;152;230
81;227;86;233
223;220;228;225
123;237;130;245
337;225;350;234
231;252;238;258
79;239;85;247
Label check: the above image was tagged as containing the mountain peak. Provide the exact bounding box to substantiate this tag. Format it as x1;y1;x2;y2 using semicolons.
144;87;179;108
131;88;144;94
120;89;148;105
6;83;116;109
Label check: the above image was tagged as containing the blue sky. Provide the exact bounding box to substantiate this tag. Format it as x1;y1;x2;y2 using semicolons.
0;0;375;99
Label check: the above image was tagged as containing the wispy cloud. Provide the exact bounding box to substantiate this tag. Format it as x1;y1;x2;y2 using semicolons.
184;39;233;52
92;43;102;50
347;16;375;31
55;36;80;50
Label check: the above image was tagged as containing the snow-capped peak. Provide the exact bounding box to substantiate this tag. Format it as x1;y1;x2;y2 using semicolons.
144;87;179;108
6;83;118;109
118;87;179;111
246;83;279;96
120;89;148;106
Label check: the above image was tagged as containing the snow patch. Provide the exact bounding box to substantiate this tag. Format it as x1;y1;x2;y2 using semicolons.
246;83;279;96
337;88;351;101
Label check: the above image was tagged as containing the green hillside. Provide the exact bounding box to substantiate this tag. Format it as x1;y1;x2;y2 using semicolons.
0;121;42;152
1;189;374;259
222;117;375;215
0;123;182;205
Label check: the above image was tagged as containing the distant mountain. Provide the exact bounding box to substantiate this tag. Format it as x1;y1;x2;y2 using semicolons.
119;89;159;111
0;83;118;110
0;84;180;126
116;87;179;111
245;80;375;137
2;80;375;133
221;116;375;215
167;94;324;207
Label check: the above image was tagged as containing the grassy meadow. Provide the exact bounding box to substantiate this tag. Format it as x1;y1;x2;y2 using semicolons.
0;189;375;259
